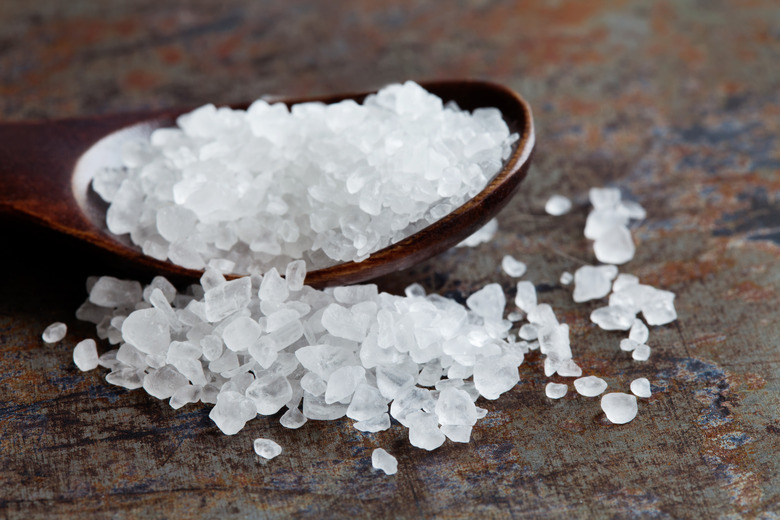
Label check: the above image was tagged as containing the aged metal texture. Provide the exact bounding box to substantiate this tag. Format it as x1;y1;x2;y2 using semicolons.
1;0;779;518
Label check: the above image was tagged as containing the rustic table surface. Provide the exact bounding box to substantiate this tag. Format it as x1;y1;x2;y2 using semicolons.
1;1;779;518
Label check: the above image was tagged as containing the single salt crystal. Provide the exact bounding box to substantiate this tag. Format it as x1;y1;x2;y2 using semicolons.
642;290;677;326
560;271;573;285
590;305;635;331
324;365;366;404
628;319;649;344
593;225;635;265
285;260;307;291
322;304;369;342
246;373;293;415
42;322;67;343
253;438;283;460
73;339;99;371
106;367;144;389
630;378;651;398
556;359;583;377
407;410;446;450
121;309;171;355
209;390;257;435
346;383;388;421
632;344;651;361
507;311;524;322
435;387;478;426
371;448;398;475
222;316;262;351
169;385;201;409
204;277;252;322
620;338;641;352
501;255;527;277
527;304;557;326
545;194;572;216
589;187;622;209
584;209;629;240
518;324;538;340
572;265;618;302
376;365;415;400
514;281;537;313
441;424;472;443
354;413;391;432
545;382;567;399
280;407;307;429
143;365;188;399
612;273;639;293
457;218;498;247
89;277;143;307
600;393;638;424
573;376;608;397
473;354;521;400
259;268;289;303
617;200;647;220
466;283;506;321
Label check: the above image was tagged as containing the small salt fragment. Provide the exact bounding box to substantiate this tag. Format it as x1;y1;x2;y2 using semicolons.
407;410;446;450
545;382;567;399
280;407;307;429
630;378;651;398
441;424;472;443
556;359;582;377
573;376;608;397
545;194;572;216
285;260;307;292
42;322;67;343
613;273;639;293
628;318;649;344
514;281;537;313
590;305;635;331
572;265;618;302
559;271;573;285
620;338;640;352
466;283;506;322
601;393;638;424
253;438;283;460
632;344;651;361
73;339;99;371
501;255;527;277
507;311;524;322
593;225;635;265
371;448;398;475
518;323;538;340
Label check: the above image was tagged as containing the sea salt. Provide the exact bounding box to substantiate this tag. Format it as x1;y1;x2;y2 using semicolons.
95;82;517;274
253;438;283;460
42;322;67;343
600;393;638;424
632;344;651;361
559;271;573;285
371;448;398;475
630;378;651;398
572;265;618;303
73;339;99;371
573;376;608;397
545;382;567;399
501;255;527;277
545;194;572;216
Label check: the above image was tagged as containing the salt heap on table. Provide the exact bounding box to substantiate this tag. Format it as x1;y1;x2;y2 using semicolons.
94;82;518;274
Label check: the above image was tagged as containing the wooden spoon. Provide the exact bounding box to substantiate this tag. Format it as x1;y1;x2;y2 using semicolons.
0;80;534;287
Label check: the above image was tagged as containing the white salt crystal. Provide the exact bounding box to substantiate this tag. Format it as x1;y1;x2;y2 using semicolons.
204;277;252;322
371;448;398;475
435;387;478;426
620;338;640;352
246;373;293;415
617;200;647;220
209;390;257;435
441;424;472;443
632;344;651;361
573;376;608;397
584;209;629;240
121;309;170;355
642;290;677;326
346;383;388;421
457;218;498;248
407;410;446;450
545;194;572;216
106;368;144;389
507;311;524;322
545;382;567;399
280;407;307;429
590;305;635;331
527;304;557;326
629;319;650;344
253;438;283;460
466;283;506;322
600;393;638;424
143;365;188;400
630;378;651;398
514;281;537;313
593;225;635;265
73;339;99;371
89;277;143;308
321;304;369;342
613;273;639;293
42;322;67;343
285;260;307;291
518;323;538;340
354;413;391;432
589;187;621;209
559;271;573;285
376;365;416;400
324;365;366;404
556;359;583;377
573;265;618;302
501;255;527;277
473;355;521;400
222;317;262;351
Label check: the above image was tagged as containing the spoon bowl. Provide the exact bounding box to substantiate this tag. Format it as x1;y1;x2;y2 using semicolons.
0;80;534;287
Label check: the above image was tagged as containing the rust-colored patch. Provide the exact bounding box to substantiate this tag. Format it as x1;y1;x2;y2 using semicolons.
724;280;776;303
158;46;183;65
124;69;162;90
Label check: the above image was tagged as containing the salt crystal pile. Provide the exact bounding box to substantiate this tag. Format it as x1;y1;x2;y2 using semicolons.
75;261;526;458
94;82;517;274
42;322;67;343
600;393;638;424
585;187;645;265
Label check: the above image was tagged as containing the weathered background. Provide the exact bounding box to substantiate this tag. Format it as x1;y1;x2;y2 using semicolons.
1;0;779;518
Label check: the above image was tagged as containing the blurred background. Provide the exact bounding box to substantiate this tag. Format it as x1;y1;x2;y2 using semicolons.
1;1;779;518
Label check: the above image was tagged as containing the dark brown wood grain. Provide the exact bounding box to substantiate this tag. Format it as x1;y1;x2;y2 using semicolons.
0;80;534;287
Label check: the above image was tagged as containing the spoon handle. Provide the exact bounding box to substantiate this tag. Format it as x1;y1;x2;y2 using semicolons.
0;112;170;236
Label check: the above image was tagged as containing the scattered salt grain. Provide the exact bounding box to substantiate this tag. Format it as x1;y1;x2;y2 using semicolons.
600;393;638;424
632;344;651;361
73;339;99;371
545;382;567;399
573;265;618;303
559;271;573;285
42;322;67;343
501;255;527;277
545;194;572;216
573;376;608;397
371;448;398;475
628;319;649;344
630;378;651;398
590;305;635;331
514;281;537;313
253;438;283;460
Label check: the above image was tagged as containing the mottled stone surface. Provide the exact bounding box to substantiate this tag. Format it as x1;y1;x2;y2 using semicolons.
1;1;779;518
